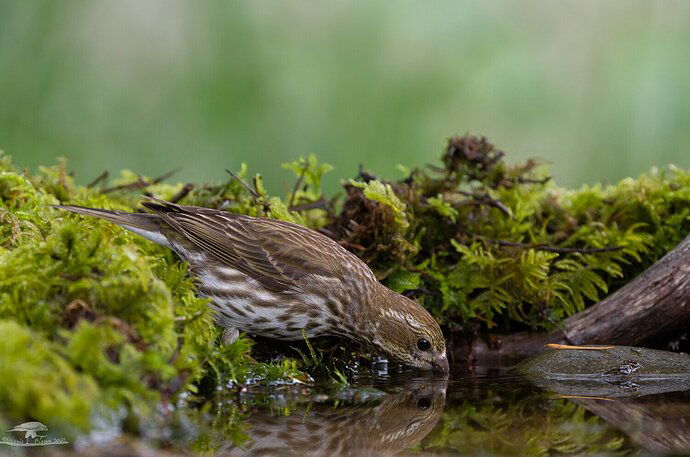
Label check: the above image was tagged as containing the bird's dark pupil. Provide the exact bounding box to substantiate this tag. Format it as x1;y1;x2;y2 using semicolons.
417;397;431;410
417;338;431;351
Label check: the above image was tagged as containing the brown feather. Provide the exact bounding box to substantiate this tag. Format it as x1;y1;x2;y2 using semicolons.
52;205;162;233
141;198;375;293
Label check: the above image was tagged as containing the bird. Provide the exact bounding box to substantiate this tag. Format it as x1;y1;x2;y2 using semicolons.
219;379;447;457
55;198;449;372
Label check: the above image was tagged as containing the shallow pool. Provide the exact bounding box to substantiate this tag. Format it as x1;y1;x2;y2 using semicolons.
180;365;689;456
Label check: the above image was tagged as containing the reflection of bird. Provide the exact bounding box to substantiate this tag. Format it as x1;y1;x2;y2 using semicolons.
221;381;447;457
56;199;448;371
10;422;47;440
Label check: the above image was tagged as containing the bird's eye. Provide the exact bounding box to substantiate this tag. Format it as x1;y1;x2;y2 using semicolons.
417;338;431;351
416;397;431;410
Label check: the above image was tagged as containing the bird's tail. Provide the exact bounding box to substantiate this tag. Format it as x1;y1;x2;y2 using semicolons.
53;205;170;247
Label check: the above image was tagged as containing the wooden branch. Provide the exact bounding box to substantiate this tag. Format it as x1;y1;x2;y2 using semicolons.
452;233;690;363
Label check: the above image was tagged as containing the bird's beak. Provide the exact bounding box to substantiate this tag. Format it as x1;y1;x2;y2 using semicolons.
432;354;450;373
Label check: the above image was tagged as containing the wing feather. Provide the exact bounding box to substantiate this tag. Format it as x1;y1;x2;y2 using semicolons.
142;200;372;293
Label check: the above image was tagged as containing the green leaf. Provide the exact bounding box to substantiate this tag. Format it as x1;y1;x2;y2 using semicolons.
428;194;459;222
349;179;409;229
385;268;421;292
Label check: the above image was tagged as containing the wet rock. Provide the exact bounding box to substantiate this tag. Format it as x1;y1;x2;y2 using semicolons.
518;345;690;376
517;345;690;397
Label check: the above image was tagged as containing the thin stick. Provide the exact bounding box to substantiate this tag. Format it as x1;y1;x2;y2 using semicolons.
496;240;623;254
465;231;623;254
225;169;259;198
555;394;614;401
545;343;614;350
86;171;109;188
288;163;308;210
102;169;179;193
518;176;551;185
452;190;512;217
169;183;194;203
152;168;180;184
289;197;329;212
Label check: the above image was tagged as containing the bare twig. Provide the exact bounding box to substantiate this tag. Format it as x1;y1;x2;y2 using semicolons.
169;183;194;203
288;163;309;210
452;190;512;217
102;169;179;193
289;197;329;212
150;169;180;185
464;232;623;254
517;176;552;185
102;177;147;193
86;171;109;188
225;169;259;198
493;239;623;254
425;164;447;173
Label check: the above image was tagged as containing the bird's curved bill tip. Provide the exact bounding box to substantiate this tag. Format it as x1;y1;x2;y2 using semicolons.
433;355;450;373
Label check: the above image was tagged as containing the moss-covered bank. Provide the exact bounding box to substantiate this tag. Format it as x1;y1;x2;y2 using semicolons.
0;155;302;437
0;135;688;434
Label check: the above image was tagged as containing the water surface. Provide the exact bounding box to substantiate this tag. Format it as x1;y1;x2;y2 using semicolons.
201;366;690;457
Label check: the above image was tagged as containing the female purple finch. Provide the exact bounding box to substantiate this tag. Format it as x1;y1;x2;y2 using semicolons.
56;198;449;372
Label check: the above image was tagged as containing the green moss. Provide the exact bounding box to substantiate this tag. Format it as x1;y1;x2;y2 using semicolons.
0;320;97;433
0;153;302;435
331;136;689;331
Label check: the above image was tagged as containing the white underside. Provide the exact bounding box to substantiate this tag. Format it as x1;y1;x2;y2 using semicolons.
124;226;338;340
125;226;171;248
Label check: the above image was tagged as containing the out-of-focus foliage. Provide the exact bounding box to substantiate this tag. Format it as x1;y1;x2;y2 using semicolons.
3;2;690;194
0;320;98;435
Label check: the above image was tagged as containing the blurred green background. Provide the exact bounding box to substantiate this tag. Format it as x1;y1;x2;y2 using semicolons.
1;1;689;194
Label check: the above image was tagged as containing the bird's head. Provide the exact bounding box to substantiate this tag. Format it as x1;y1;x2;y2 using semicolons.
367;286;449;372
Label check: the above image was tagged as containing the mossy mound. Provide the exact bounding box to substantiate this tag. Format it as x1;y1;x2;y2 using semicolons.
0;155;301;436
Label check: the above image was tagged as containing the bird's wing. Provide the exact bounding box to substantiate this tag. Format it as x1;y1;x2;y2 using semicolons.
142;200;371;293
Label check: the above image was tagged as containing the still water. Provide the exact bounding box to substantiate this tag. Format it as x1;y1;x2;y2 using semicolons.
185;366;690;457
